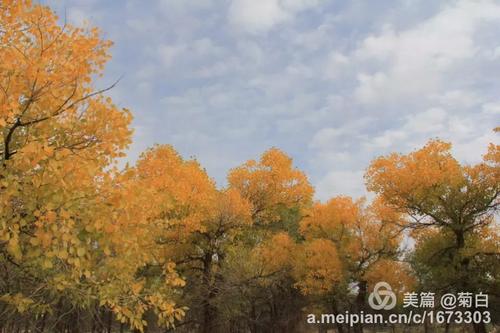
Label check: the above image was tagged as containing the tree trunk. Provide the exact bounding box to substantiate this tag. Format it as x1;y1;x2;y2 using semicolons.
106;309;113;333
54;300;67;333
202;252;217;333
454;230;465;249
249;302;258;333
353;281;367;333
332;298;345;333
35;313;47;333
472;322;487;333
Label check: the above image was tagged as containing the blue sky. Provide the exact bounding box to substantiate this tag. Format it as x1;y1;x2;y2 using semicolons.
45;0;500;201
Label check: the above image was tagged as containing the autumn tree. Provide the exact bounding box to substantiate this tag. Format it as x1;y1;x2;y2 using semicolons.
180;189;253;333
365;138;499;333
2;2;497;333
222;148;314;332
120;145;255;332
228;147;314;228
0;2;183;331
296;196;412;333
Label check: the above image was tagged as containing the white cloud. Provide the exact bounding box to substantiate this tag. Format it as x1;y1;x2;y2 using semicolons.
67;7;91;26
192;38;225;57
406;108;447;133
325;51;350;79
53;0;500;202
491;46;500;59
315;170;366;201
451;130;497;164
158;44;186;68
282;0;322;11
292;18;336;51
228;0;287;33
482;102;500;115
311;106;496;200
157;38;224;70
433;90;480;109
309;116;371;150
310;127;347;149
366;108;447;150
365;107;495;164
157;0;214;13
353;0;500;105
227;0;321;33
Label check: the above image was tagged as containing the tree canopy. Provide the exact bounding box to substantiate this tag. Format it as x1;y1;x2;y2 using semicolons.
0;1;498;333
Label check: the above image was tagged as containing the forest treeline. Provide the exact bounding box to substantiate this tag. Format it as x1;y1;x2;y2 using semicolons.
0;2;499;333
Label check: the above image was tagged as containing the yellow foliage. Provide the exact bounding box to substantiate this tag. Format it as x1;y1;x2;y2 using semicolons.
363;259;415;298
228;148;314;223
0;1;497;329
293;239;343;295
254;232;296;273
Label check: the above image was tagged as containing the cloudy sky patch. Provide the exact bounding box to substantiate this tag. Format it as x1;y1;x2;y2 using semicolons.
46;0;500;201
